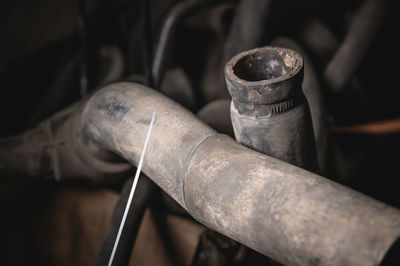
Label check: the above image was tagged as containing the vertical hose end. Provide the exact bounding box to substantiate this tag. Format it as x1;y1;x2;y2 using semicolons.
224;46;304;105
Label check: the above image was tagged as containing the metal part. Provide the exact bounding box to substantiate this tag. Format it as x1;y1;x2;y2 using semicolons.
225;46;317;170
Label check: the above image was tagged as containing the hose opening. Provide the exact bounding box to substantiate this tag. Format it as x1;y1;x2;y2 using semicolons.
232;47;299;82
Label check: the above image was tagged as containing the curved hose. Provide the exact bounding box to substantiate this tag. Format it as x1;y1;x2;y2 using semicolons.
83;83;400;266
1;82;400;265
223;0;274;62
152;0;212;88
324;0;389;92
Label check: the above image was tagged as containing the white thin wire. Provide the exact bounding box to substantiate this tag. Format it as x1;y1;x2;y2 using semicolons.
108;111;156;266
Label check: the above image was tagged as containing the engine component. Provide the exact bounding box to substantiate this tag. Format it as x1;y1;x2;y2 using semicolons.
225;46;317;170
2;81;399;265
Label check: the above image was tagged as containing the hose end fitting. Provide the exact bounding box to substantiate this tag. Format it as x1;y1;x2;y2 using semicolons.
225;46;317;170
225;46;303;105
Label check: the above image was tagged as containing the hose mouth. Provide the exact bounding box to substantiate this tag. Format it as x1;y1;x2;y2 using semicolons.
225;46;303;105
232;47;300;82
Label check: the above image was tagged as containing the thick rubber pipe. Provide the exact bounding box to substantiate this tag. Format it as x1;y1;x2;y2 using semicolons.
0;103;132;183
225;46;317;171
152;0;212;88
324;0;389;92
223;0;274;62
270;38;327;170
82;82;400;266
1;82;400;265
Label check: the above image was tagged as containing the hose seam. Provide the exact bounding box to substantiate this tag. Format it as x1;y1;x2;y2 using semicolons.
182;132;218;209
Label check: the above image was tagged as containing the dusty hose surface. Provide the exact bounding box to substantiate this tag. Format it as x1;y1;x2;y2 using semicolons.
225;46;317;170
270;38;327;170
1;81;400;265
81;82;400;266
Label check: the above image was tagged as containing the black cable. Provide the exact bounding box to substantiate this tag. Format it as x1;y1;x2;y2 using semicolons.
94;176;155;266
95;2;157;264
